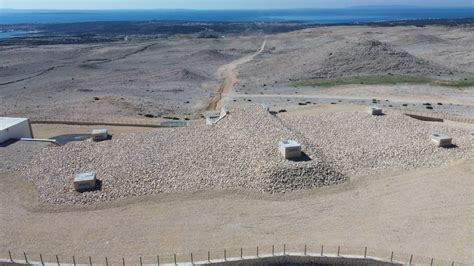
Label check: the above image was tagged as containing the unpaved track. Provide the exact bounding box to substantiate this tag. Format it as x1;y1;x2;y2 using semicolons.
207;38;266;110
1;159;472;263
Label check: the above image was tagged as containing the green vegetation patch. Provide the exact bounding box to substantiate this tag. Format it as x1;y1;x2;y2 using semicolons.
294;75;474;88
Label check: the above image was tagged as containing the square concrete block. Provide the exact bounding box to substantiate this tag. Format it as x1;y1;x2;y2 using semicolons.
74;172;97;191
92;129;108;141
368;106;383;115
279;139;302;159
431;133;452;147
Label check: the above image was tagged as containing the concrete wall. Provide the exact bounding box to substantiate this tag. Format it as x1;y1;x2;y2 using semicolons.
0;118;33;144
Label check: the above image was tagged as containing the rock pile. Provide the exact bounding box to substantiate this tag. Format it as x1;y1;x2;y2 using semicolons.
279;109;473;177
21;105;345;205
312;40;452;79
20;105;473;205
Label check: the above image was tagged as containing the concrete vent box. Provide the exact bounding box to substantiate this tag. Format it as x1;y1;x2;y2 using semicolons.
431;133;452;147
279;139;302;159
0;117;33;144
92;129;108;141
368;106;383;115
74;172;97;191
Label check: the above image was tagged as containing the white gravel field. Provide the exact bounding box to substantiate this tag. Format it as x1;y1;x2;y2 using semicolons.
21;105;345;205
279;107;473;177
19;104;473;205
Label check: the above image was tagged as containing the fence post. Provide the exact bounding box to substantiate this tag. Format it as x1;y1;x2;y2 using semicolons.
174;254;177;265
390;251;393;262
8;250;13;262
241;248;243;259
256;246;259;257
157;255;159;266
40;254;44;265
321;245;324;256
337;246;340;257
56;255;60;266
191;253;193;265
283;244;286;255
409;254;413;265
304;244;307;256
364;247;367;258
89;256;92;266
23;252;28;264
140;256;143;266
105;257;108;266
430;258;434;266
122;257;125;266
272;245;274;256
452;261;455;266
73;255;76;266
224;249;227;261
208;251;210;263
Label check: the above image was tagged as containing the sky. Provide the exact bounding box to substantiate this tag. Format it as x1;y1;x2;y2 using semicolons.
1;0;473;9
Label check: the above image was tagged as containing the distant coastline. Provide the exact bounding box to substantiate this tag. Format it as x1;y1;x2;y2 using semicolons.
0;17;472;45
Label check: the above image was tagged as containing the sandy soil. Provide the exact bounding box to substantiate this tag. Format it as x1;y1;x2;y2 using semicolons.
1;158;472;263
207;38;266;110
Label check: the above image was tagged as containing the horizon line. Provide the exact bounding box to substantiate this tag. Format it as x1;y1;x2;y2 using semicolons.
2;5;474;11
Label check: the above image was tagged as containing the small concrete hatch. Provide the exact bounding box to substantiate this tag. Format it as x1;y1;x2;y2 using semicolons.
368;106;383;115
431;133;452;147
279;139;302;159
91;129;108;141
74;172;97;191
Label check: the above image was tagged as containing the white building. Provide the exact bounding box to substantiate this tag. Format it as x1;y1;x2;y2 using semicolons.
0;117;33;144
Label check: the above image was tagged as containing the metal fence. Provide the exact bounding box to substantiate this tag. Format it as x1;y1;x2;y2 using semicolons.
1;243;469;266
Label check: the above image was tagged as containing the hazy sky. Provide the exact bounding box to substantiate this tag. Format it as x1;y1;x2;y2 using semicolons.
1;0;473;9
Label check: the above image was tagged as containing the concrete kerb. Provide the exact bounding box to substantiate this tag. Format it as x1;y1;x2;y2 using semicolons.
391;107;474;124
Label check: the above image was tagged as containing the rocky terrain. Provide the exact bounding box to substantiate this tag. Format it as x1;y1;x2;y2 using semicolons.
309;39;450;79
1;25;473;122
19;105;473;205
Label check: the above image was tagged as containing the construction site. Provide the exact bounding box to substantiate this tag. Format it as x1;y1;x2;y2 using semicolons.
1;24;473;265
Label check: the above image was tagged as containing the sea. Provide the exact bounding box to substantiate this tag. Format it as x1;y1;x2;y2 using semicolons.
0;7;473;38
1;7;473;24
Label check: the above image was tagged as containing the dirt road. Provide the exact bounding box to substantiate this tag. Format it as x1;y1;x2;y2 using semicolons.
207;38;267;110
1;158;472;264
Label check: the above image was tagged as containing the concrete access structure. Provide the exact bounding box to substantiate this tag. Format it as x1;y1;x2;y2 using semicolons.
74;172;97;192
0;117;33;144
279;139;302;159
368;106;383;116
92;129;108;141
431;133;453;147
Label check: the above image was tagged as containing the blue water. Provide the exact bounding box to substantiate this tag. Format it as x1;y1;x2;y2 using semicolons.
0;8;473;25
0;30;34;38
